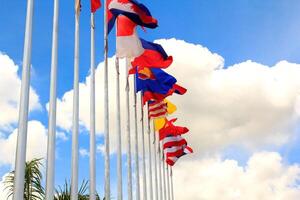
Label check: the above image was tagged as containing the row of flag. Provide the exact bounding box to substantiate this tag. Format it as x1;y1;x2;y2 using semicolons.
106;0;194;166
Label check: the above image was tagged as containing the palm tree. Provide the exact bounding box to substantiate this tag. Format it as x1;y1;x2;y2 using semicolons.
3;158;45;200
54;180;102;200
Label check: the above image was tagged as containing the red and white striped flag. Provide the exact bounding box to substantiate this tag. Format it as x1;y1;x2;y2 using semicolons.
161;134;193;166
148;101;167;119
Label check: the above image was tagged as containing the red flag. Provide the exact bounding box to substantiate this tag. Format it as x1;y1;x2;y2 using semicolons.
91;0;101;13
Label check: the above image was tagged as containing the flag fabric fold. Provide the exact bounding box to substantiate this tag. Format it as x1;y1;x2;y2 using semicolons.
116;16;144;58
91;0;101;13
107;0;158;34
129;39;173;74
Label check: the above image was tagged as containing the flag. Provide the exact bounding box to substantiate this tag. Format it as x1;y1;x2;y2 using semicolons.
91;0;101;13
154;117;167;131
116;16;144;58
75;0;81;16
161;133;193;166
148;101;167;119
129;39;173;74
107;0;158;34
165;99;177;115
142;83;187;104
159;118;189;141
136;68;177;95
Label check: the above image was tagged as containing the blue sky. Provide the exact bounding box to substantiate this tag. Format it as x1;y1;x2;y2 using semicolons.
1;0;300;198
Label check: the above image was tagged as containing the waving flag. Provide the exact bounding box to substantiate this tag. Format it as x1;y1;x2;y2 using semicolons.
116;16;144;58
142;83;187;104
148;101;167;119
129;39;173;74
136;68;177;96
91;0;101;13
107;0;158;34
159;118;189;141
164;141;193;166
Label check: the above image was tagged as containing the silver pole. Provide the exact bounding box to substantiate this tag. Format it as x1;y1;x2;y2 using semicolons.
71;6;80;200
104;0;110;199
125;59;133;200
170;168;174;200
140;95;147;200
152;122;158;200
115;57;123;200
158;136;163;200
45;0;59;199
13;0;34;199
133;76;140;200
166;166;171;200
147;105;153;200
162;145;167;200
89;13;96;200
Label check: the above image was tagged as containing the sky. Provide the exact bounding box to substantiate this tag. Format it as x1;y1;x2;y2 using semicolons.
1;0;300;199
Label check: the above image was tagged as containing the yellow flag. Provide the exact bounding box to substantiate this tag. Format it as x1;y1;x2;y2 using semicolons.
165;99;177;114
154;117;167;131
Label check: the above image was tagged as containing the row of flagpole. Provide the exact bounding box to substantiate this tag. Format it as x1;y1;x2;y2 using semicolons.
13;0;176;199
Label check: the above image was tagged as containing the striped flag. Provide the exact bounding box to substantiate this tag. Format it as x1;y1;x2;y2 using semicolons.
116;15;144;58
149;101;167;119
91;0;101;13
161;134;193;166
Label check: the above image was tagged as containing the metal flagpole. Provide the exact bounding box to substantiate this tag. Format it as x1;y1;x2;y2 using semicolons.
45;0;59;199
116;57;123;200
147;104;153;200
13;0;34;199
71;1;80;199
166;166;171;200
140;95;147;200
89;13;96;200
170;168;174;200
133;75;140;200
125;58;133;200
162;144;167;200
152;122;159;200
104;0;110;199
157;135;163;200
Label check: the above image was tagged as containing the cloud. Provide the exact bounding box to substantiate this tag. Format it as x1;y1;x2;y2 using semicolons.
0;120;48;167
0;53;41;132
79;148;89;158
54;38;300;155
173;152;300;200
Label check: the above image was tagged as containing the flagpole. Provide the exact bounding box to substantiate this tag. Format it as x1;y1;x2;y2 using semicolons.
167;165;171;200
162;144;167;200
170;167;174;200
71;3;80;199
152;122;159;200
115;57;123;200
45;0;59;199
147;104;153;200
125;58;133;200
13;0;34;199
89;13;96;200
157;135;163;200
140;95;147;200
133;75;140;200
104;0;111;199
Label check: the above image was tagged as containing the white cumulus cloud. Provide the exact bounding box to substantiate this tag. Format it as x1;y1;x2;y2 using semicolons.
0;53;41;131
0;120;48;167
173;152;300;200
